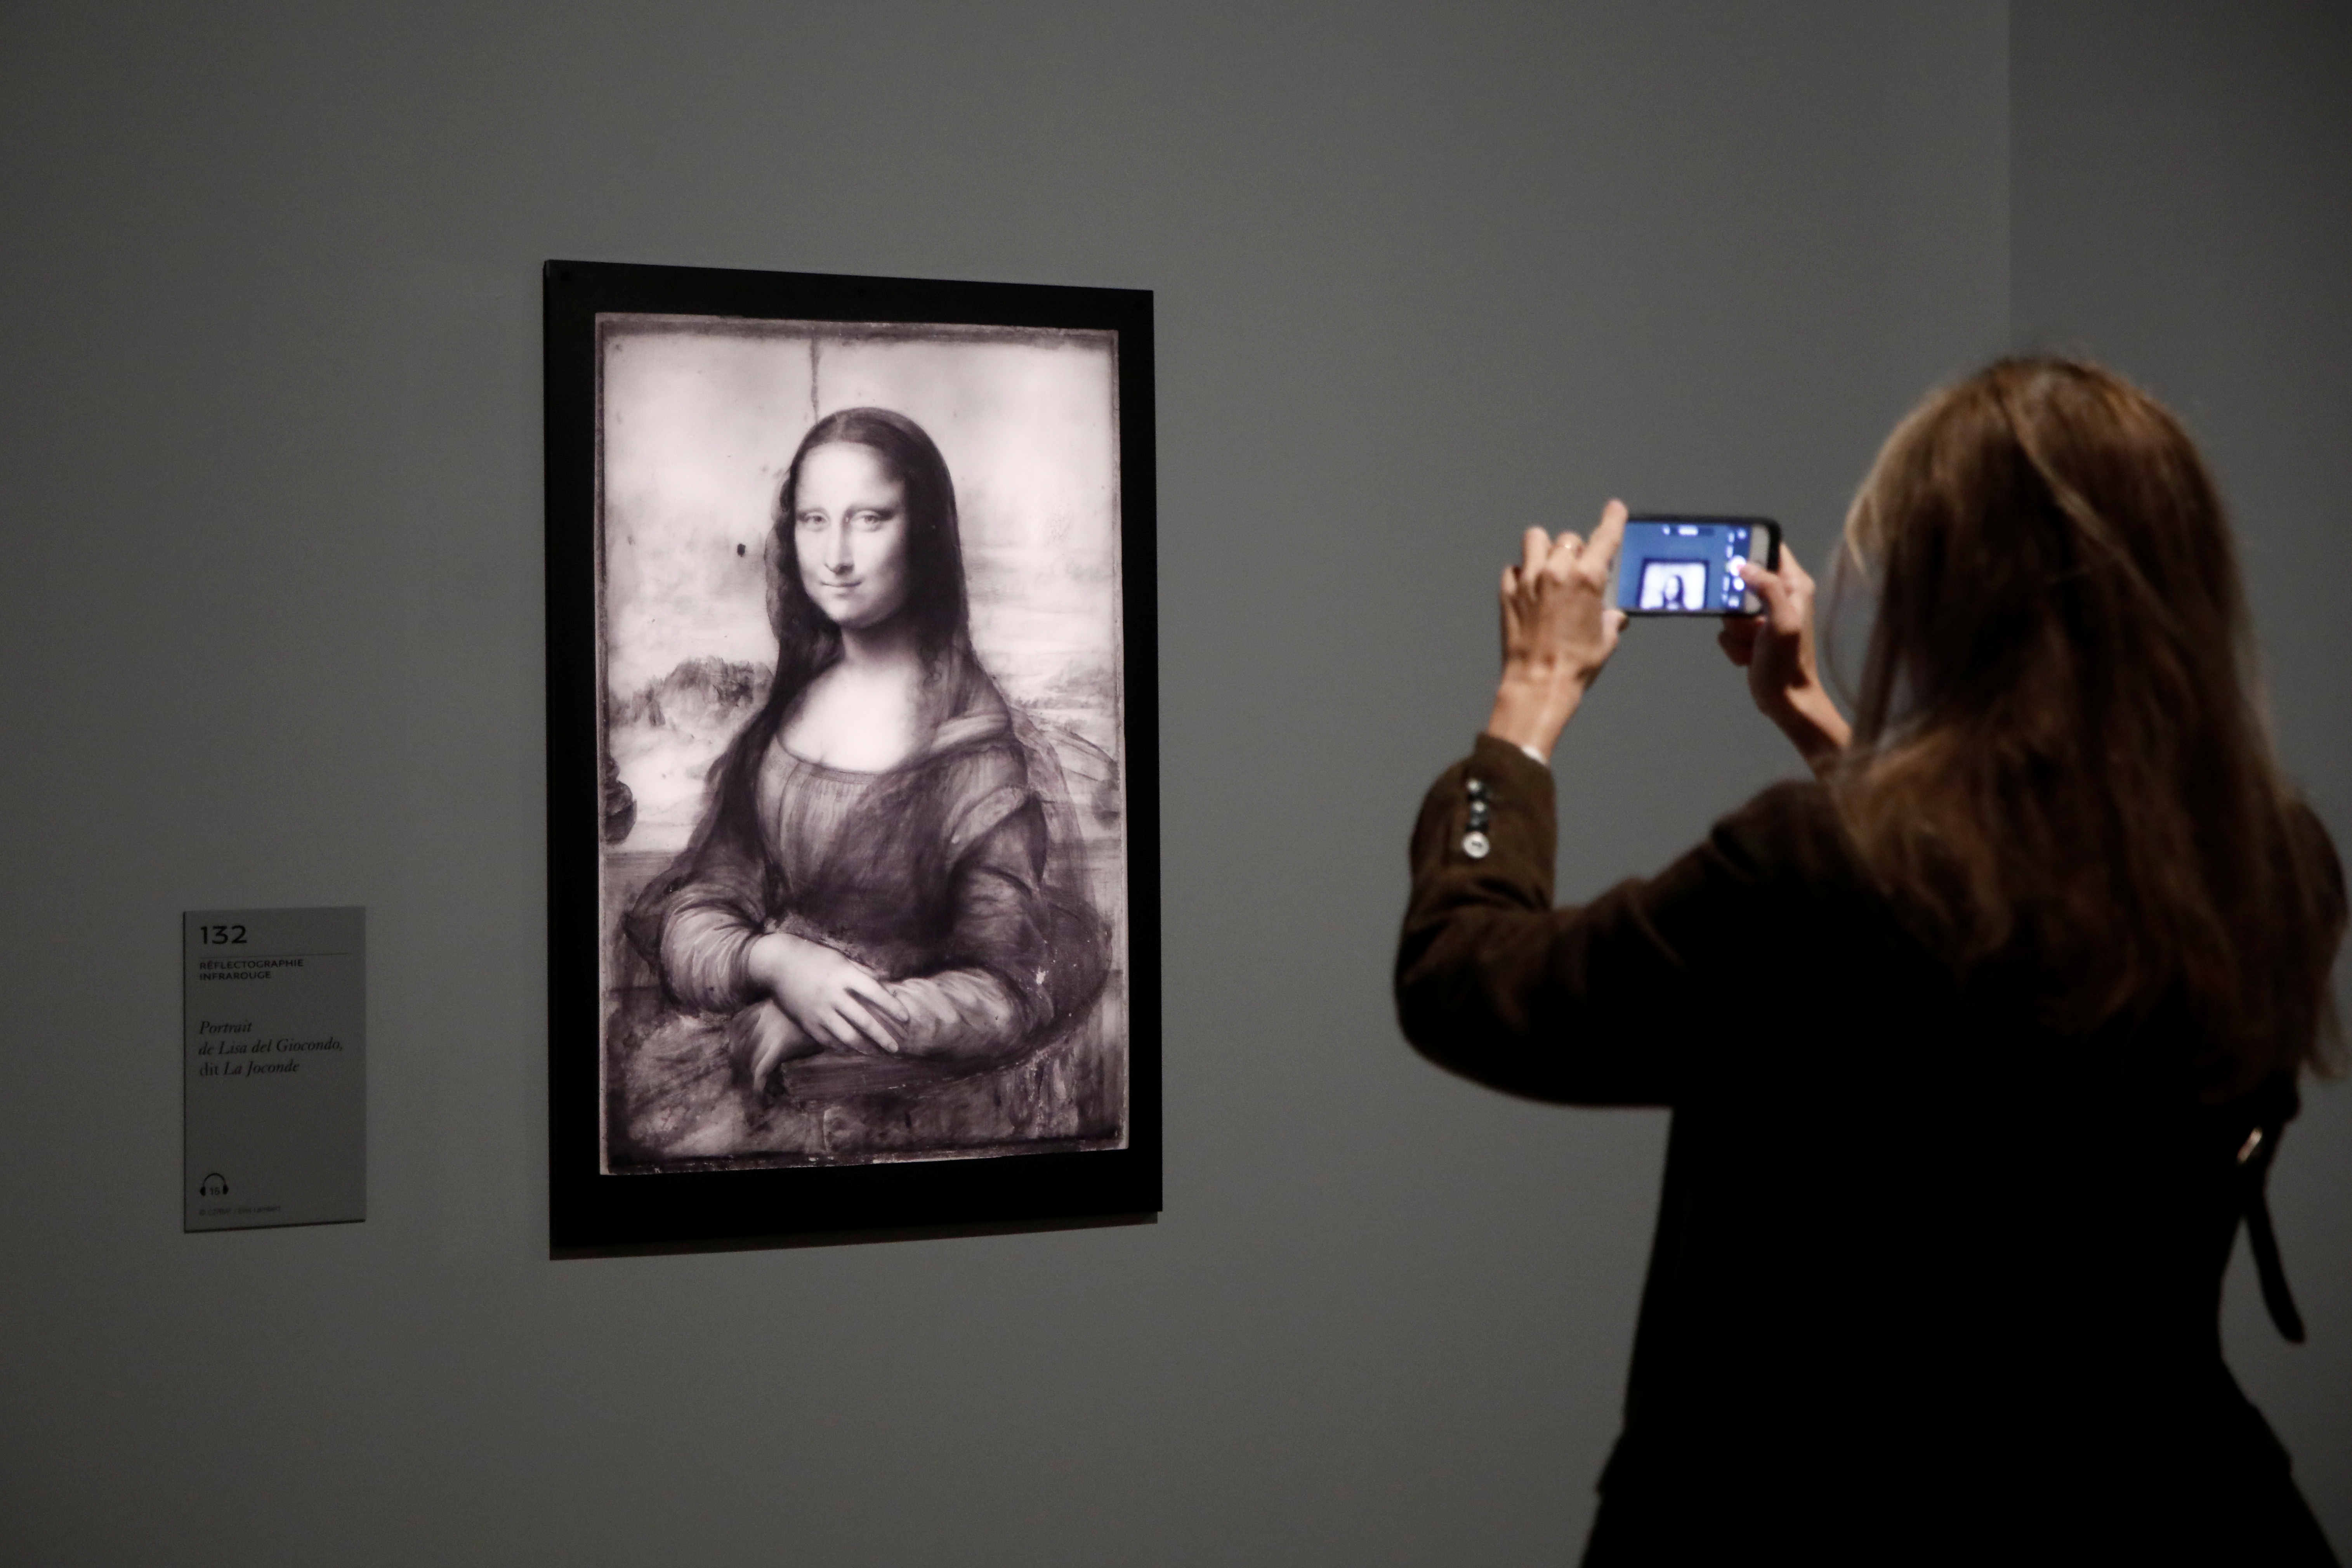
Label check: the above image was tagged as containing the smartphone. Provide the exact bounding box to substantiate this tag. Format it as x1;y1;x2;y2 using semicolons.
1614;514;1782;616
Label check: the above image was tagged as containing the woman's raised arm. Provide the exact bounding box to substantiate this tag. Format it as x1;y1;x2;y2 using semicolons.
1483;500;1630;764
1716;544;1850;777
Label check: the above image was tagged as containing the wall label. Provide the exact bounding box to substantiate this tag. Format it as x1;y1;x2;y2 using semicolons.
183;906;365;1232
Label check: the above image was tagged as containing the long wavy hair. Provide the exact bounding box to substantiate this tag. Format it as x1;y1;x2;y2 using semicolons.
765;407;972;707
1833;357;2342;1088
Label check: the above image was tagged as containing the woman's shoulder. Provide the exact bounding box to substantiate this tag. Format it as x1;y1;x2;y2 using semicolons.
1706;778;1859;888
887;719;1035;864
923;700;1015;763
911;651;1031;779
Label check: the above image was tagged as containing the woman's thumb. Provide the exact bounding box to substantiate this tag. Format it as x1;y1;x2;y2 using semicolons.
1739;560;1796;630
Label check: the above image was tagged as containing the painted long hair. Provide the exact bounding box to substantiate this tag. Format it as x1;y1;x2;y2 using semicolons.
765;407;971;707
1831;357;2342;1089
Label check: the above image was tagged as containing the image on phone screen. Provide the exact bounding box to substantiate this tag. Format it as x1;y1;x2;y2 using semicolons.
1614;516;1779;616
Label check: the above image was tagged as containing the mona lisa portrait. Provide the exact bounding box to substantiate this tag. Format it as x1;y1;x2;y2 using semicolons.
545;263;1157;1245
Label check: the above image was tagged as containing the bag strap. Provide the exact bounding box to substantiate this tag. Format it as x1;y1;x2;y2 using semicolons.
2234;1084;2305;1344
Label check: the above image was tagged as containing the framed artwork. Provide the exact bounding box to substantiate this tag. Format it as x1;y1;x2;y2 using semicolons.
545;260;1158;1249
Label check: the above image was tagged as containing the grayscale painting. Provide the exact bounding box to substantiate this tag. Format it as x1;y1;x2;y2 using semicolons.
595;316;1128;1171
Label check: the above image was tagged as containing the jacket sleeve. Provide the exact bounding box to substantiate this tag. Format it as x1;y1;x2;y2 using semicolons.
1394;734;1805;1106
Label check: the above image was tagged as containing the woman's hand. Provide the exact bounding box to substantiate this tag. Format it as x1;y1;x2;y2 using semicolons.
1717;544;1852;776
743;930;910;1056
1484;501;1630;763
731;1001;816;1095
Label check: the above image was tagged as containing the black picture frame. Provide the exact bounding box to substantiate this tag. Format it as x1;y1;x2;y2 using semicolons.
545;260;1159;1252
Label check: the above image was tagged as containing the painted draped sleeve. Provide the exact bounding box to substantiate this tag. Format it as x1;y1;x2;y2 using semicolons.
886;776;1057;1059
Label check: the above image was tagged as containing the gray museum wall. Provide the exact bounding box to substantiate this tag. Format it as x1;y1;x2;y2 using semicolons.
0;2;2328;1562
2014;2;2352;1546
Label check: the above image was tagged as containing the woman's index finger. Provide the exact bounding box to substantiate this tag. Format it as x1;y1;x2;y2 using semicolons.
835;998;903;1054
1571;500;1628;587
845;972;911;1023
1589;500;1629;567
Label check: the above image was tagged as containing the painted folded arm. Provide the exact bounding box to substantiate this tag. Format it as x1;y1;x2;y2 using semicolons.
658;893;767;1015
625;811;772;1015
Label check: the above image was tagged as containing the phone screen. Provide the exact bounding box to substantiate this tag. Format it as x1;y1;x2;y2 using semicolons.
1614;516;1776;615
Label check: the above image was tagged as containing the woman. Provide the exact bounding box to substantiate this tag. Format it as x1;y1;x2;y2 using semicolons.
1396;360;2343;1561
626;407;1105;1114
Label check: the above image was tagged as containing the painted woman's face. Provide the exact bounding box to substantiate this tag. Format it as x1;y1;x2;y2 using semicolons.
793;442;911;631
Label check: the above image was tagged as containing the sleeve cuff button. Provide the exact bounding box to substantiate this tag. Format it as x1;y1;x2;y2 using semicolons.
1461;830;1491;859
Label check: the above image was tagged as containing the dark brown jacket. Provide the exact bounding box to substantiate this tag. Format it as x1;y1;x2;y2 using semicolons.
1396;735;2337;1565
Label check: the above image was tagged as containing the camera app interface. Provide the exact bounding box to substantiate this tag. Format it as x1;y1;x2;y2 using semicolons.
1616;519;1761;614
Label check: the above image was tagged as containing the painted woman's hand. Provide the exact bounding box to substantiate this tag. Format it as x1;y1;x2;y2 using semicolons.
1717;543;1851;776
743;930;910;1056
730;1001;815;1095
1485;500;1631;763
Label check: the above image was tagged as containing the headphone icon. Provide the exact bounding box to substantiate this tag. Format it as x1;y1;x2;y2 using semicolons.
198;1173;229;1197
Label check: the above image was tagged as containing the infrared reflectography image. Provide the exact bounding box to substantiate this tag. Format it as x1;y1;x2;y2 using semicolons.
1639;559;1709;611
593;316;1132;1173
